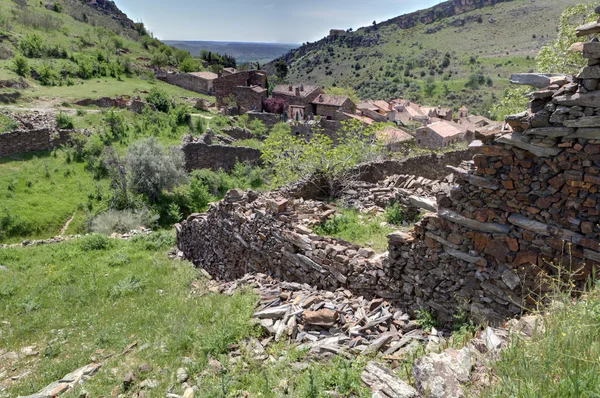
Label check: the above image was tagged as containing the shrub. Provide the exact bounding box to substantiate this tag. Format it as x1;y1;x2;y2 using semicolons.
125;137;187;203
56;112;74;129
194;117;206;135
90;209;158;235
79;233;112;251
384;202;404;225
146;88;171;113
150;52;169;68
130;230;175;251
36;63;60;86
188;179;214;213
179;57;199;73
249;119;267;137
103;110;127;140
20;33;45;58
263;97;286;114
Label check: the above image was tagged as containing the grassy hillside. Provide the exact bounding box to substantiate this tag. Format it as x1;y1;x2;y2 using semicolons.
268;0;584;114
0;0;208;103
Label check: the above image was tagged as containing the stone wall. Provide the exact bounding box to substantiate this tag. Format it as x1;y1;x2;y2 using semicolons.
177;31;600;324
247;112;281;130
0;129;71;157
181;139;262;171
157;72;215;95
214;71;267;109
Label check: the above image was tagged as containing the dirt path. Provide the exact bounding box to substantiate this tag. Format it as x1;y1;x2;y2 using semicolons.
60;214;75;236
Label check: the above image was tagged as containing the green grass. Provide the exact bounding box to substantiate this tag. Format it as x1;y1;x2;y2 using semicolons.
313;208;395;253
483;287;600;397
0;233;259;396
0;150;106;243
0;113;17;132
0;234;371;397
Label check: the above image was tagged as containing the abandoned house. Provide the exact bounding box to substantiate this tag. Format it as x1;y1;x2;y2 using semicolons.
357;100;396;122
213;70;268;113
156;71;218;95
415;120;464;149
377;126;415;152
272;84;323;121
311;94;356;121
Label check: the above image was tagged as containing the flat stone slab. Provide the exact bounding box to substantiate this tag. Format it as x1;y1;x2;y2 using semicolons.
362;362;419;398
578;65;600;79
563;116;600;128
438;208;510;234
497;132;562;158
408;195;437;212
510;73;570;88
553;91;600;108
568;128;600;140
576;21;600;37
523;127;574;137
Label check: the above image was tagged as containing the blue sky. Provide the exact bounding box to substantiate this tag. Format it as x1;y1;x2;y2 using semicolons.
115;0;442;43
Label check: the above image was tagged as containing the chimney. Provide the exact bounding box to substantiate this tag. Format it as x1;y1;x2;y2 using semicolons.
288;84;293;92
300;84;304;91
319;94;324;102
295;87;301;96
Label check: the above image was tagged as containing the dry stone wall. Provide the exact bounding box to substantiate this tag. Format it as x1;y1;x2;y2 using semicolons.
181;136;261;171
178;25;600;324
0;129;71;158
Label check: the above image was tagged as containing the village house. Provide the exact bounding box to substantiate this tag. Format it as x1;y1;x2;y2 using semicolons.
391;99;431;126
377;126;414;152
312;94;356;121
415;120;464;149
422;105;453;121
272;84;323;121
357;100;396;122
156;71;218;95
213;70;267;113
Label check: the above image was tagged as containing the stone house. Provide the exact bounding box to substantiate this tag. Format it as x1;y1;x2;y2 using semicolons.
457;106;469;119
272;84;323;121
214;70;268;112
422;106;453;121
357;100;396;122
391;100;431;127
156;71;218;95
415;121;464;149
377;126;414;152
311;94;356;121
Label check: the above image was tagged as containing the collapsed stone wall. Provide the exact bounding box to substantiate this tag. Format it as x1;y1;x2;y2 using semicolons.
156;72;215;95
181;138;261;171
0;129;71;158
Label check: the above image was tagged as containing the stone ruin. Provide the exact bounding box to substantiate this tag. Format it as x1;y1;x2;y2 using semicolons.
177;24;600;325
0;111;72;158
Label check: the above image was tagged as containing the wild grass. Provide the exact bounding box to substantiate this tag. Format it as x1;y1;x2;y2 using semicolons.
0;149;106;243
0;234;373;397
313;208;395;253
0;234;260;396
483;285;600;397
0;113;18;132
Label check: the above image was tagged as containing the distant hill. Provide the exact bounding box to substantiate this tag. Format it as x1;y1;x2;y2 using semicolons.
266;0;583;115
164;41;298;65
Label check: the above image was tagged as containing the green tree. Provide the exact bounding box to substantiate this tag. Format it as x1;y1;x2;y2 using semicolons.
12;54;29;77
423;76;437;97
179;57;200;73
274;60;288;80
261;120;383;197
324;86;360;104
536;3;597;75
125;137;187;203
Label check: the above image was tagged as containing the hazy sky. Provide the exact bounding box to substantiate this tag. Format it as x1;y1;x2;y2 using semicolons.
115;0;442;43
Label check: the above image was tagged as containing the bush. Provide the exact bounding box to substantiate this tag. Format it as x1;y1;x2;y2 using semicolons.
125;137;187;203
36;63;60;86
79;233;112;251
179;57;199;73
90;209;158;235
194;117;206;135
103;110;127;140
20;33;45;58
150;52;169;68
249;119;267;137
384;202;404;225
146;88;171;113
130;230;175;251
12;54;29;76
56;112;74;129
188;179;214;213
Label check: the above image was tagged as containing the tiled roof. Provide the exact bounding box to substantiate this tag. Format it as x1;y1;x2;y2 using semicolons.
189;71;218;80
426;121;463;138
342;112;374;125
357;101;378;111
377;126;414;142
312;94;349;107
273;84;321;98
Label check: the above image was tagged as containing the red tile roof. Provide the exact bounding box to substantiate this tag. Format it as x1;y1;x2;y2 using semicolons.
273;84;321;98
426;121;463;138
377;126;414;142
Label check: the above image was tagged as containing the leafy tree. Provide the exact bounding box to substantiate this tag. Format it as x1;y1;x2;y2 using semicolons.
52;2;62;13
150;52;169;68
146;88;171;113
537;3;597;74
249;119;267;137
262;120;383;197
174;49;191;64
422;76;437;97
125;137;187;203
274;60;288;79
179;57;200;73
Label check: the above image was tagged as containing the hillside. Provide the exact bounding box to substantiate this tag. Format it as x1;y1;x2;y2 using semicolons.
164;40;298;65
0;0;205;104
266;0;583;115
